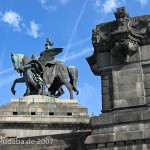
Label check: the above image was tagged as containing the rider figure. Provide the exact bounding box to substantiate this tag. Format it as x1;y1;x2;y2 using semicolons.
19;55;45;95
31;54;37;60
45;38;53;50
30;55;45;95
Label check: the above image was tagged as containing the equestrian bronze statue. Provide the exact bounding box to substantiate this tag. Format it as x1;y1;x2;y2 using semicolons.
11;38;79;99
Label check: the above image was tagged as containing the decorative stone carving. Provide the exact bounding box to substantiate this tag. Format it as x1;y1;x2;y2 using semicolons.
88;7;150;65
111;7;142;62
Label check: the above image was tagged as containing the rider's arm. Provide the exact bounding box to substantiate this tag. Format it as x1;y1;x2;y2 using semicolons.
19;64;32;71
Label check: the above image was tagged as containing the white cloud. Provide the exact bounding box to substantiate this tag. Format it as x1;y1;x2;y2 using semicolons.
40;0;47;4
0;10;42;38
59;0;70;5
95;0;101;13
1;10;22;31
103;0;120;14
43;4;56;11
39;0;70;10
138;0;148;6
94;0;122;14
48;5;56;11
26;21;42;38
95;0;101;7
39;0;57;11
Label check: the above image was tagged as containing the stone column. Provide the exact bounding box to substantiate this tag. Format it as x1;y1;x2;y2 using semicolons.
101;71;113;112
85;7;150;150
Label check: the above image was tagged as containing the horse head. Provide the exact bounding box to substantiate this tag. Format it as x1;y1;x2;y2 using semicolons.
11;52;24;71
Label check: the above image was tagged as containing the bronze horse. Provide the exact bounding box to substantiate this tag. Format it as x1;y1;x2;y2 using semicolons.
11;53;44;96
11;52;79;99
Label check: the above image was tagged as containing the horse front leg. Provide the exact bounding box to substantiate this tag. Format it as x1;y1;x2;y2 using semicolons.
43;73;55;96
24;78;31;96
46;81;54;97
11;77;25;95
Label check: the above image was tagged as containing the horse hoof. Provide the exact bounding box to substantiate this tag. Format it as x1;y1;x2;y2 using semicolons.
55;95;59;98
76;90;79;95
23;93;29;96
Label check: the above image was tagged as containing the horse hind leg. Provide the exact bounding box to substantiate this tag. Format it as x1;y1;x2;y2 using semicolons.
69;78;79;95
68;66;79;95
73;86;79;95
63;79;74;99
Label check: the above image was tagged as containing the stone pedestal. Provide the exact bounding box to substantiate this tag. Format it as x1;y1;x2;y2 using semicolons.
0;95;89;138
86;7;150;149
85;109;150;150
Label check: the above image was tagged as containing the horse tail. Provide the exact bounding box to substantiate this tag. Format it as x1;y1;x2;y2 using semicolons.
67;66;79;95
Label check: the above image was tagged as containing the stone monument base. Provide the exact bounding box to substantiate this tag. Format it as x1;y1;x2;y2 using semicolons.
0;95;89;138
85;107;150;149
0;131;91;150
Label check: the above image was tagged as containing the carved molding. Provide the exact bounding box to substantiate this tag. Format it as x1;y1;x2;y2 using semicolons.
91;7;150;63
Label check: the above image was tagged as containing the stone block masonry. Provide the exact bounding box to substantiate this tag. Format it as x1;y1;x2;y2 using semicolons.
86;7;150;149
0;95;89;138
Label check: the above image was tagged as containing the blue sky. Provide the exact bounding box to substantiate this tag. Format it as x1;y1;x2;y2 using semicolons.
0;0;149;116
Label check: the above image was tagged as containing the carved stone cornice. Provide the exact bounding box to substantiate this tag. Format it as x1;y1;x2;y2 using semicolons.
88;7;150;67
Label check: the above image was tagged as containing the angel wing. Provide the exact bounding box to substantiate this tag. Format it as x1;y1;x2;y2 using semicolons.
38;48;63;66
